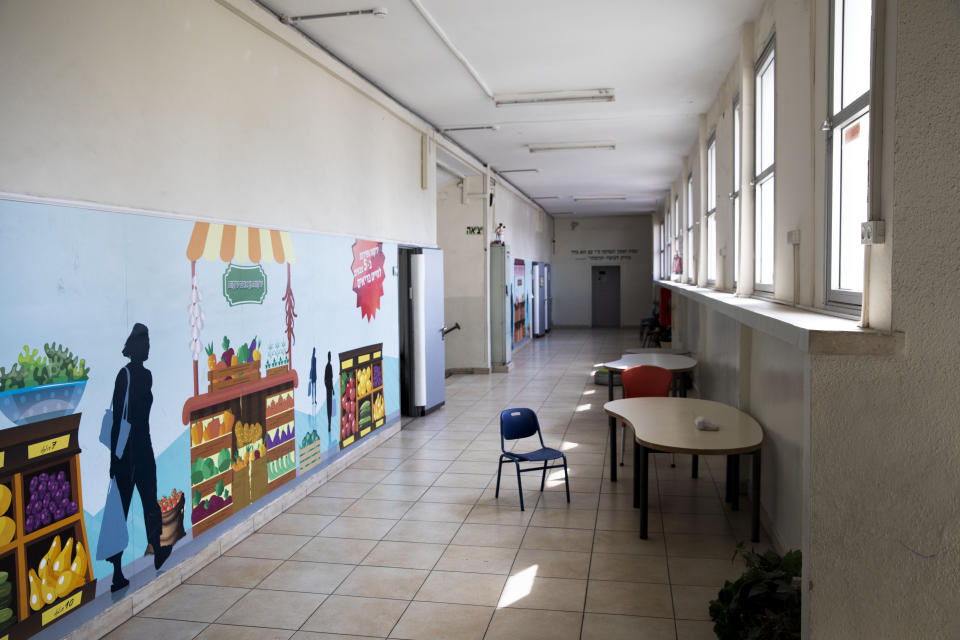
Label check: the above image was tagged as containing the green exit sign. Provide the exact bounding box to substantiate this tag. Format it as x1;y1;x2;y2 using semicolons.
222;264;268;306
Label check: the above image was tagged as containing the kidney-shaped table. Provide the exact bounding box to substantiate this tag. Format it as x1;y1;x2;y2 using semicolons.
601;353;698;481
604;397;764;542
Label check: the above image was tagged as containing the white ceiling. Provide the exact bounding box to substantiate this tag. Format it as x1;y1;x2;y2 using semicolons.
259;0;763;216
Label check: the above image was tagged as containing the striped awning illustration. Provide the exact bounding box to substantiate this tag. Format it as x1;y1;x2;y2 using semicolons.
186;222;296;264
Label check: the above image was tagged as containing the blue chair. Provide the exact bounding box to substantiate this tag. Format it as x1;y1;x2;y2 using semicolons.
495;408;570;511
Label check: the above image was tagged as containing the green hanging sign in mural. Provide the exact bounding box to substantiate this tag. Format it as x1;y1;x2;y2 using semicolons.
222;263;267;306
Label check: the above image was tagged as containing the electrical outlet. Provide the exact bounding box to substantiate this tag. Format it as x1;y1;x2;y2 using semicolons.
861;220;885;245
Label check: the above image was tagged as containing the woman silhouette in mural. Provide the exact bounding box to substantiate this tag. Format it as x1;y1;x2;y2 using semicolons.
106;323;171;591
324;351;334;432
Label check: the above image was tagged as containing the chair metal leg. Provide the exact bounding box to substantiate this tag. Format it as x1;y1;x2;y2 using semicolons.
495;455;504;498
540;460;548;491
515;462;525;511
562;456;571;503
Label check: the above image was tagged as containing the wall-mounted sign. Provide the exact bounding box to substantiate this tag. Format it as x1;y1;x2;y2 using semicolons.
351;240;386;321
222;264;268;306
466;226;483;235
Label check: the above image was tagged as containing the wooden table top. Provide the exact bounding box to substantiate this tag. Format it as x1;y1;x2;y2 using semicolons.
602;353;698;373
603;397;763;455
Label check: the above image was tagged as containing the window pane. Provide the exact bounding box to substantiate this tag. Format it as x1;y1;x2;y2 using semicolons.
733;195;740;285
707;140;717;212
832;112;869;291
841;0;872;109
674;197;680;238
734;103;741;188
756;175;775;286
707;213;716;282
757;53;776;173
686;176;693;229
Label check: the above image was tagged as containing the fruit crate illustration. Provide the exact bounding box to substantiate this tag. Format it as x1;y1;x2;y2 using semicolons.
338;344;384;450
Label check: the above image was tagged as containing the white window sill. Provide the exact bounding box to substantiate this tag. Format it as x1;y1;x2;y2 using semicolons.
656;280;900;356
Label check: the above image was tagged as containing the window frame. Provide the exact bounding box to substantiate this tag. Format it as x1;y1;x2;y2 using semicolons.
732;94;741;287
665;210;672;280
686;173;695;283
706;133;717;285
825;0;871;310
754;36;776;295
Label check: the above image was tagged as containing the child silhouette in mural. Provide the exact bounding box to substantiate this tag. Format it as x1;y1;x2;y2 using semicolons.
308;347;318;414
324;351;334;432
106;323;171;591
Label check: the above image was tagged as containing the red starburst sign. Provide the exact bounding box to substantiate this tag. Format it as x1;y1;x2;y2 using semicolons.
351;240;386;321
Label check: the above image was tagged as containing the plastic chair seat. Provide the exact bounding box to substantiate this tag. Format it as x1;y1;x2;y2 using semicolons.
507;447;564;462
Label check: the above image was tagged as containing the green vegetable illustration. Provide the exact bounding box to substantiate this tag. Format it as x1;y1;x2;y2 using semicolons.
0;343;90;392
192;489;201;508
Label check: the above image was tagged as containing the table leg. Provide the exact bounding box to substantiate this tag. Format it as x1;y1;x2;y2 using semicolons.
608;370;617;482
725;455;734;503
639;445;649;539
752;449;762;543
632;441;641;508
731;454;741;511
691;455;698;479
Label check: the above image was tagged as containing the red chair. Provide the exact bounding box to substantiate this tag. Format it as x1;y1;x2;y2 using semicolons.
619;366;674;467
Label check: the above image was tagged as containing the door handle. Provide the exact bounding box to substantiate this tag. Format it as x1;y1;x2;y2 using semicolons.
441;322;462;339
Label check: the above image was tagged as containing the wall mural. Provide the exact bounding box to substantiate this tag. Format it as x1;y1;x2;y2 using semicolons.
512;259;532;346
0;199;401;637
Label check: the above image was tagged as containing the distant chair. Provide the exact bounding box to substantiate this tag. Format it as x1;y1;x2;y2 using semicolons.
619;366;674;466
495;408;570;511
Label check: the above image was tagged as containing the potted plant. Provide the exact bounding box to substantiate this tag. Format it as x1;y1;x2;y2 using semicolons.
709;543;802;639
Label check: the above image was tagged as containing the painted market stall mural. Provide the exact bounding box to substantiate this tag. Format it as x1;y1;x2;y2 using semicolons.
0;198;400;638
513;258;532;346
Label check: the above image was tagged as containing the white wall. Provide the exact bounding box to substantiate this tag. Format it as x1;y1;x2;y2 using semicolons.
553;215;652;327
0;0;436;246
490;183;553;263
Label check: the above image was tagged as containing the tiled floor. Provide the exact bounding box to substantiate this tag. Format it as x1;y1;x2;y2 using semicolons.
106;329;769;640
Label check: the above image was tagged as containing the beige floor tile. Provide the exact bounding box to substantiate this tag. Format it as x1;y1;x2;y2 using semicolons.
196;624;293;640
499;575;586;612
659;479;723;498
666;533;740;559
592;530;666;556
318;516;398;540
484;609;582;640
140;584;248;622
364;483;430;501
529;507;597;529
445;460;498;475
292;633;382;640
384;519;461;544
217;588;326;629
465;504;533;526
659;495;724;515
402;501;473;523
334;468;391;484
538;491;599;509
510;549;591;579
419;486;484;504
434;545;517;574
396;459;452;473
336;565;429;599
361;540;446;570
584;580;674;617
414;570;506;606
521;526;593;553
343;499;415;519
672;584;718;621
588;553;669;584
383;470;442;485
259;513;336;536
668;556;744;587
292;536;378;564
225;533;311;560
389;601;493;640
676;619;719;640
351;456;402;470
596;509;664;532
302;595;408;637
433;472;492;488
597;492;643;511
580;613;676;640
288;496;357;515
186;556;282;588
311;482;375;498
451;523;526;548
662;513;733;535
257;560;354;594
103;617;207;640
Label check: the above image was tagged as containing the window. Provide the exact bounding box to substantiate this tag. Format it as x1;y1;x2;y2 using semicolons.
674;196;680;240
665;210;672;278
732;97;741;286
755;41;776;292
657;223;665;279
706;135;717;284
686;174;694;281
827;0;871;306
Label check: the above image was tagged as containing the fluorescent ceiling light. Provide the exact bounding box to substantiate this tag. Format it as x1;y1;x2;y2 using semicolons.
442;125;500;132
497;169;539;174
528;141;615;153
494;88;615;107
573;195;628;201
533;196;560;200
283;7;388;22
